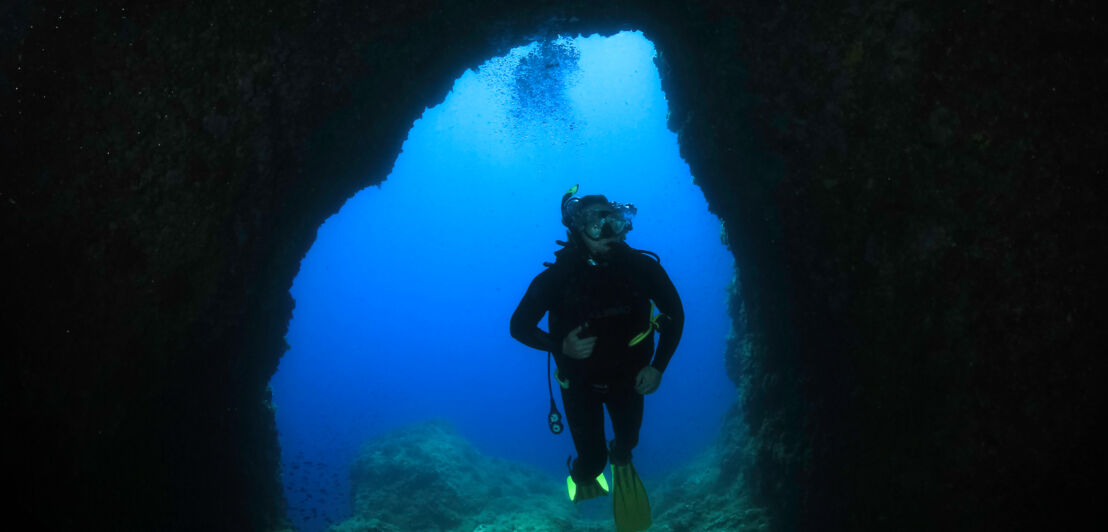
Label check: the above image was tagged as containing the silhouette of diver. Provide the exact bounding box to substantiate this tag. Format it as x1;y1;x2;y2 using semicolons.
511;185;684;531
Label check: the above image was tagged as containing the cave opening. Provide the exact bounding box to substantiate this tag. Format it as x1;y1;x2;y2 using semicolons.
270;31;738;531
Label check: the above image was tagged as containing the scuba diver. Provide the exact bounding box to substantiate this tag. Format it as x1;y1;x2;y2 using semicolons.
510;185;684;531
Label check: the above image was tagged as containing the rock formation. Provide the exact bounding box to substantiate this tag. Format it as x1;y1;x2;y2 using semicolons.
4;0;1103;529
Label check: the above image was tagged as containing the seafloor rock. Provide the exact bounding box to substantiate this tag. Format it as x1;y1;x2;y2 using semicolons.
648;402;768;532
331;417;769;532
330;420;593;532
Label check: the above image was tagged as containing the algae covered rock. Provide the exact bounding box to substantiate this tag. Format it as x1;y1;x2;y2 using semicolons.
327;417;767;532
329;419;579;532
648;403;769;532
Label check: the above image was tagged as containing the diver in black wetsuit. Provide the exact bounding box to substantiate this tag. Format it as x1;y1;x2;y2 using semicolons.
510;185;683;530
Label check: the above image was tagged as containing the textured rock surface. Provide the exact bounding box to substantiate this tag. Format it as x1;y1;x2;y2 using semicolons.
331;418;765;532
3;0;1103;530
651;402;769;532
330;419;596;532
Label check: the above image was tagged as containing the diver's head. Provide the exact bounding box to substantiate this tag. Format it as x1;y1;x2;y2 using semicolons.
563;193;636;258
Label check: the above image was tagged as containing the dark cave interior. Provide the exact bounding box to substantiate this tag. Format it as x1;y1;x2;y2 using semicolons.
3;1;1105;530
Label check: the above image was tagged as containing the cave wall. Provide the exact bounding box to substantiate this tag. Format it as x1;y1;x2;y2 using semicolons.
3;0;1103;530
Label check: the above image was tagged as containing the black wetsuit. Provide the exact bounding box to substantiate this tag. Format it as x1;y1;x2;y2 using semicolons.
510;242;684;483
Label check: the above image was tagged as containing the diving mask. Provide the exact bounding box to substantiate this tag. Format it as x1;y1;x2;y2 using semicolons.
559;184;637;240
579;203;636;240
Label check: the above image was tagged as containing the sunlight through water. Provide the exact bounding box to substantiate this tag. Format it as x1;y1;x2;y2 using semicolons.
270;31;737;531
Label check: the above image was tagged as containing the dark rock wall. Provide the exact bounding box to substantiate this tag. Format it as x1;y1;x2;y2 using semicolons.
701;3;1107;529
3;0;1103;530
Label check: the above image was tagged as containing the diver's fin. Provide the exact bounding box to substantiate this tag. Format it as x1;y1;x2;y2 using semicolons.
612;462;651;531
567;473;610;503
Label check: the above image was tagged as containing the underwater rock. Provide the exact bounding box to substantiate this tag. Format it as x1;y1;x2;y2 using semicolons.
648;403;768;532
329;419;583;532
328;418;770;532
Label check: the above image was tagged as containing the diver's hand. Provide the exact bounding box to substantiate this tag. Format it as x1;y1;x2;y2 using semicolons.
635;366;661;394
562;325;596;359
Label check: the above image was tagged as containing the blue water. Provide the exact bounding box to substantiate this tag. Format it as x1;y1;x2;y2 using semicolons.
270;31;737;531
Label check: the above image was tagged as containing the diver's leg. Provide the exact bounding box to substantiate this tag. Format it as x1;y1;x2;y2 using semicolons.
561;385;608;482
607;386;651;530
606;386;644;465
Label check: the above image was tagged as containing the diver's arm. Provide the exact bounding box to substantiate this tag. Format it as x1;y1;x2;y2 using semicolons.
648;261;684;373
510;271;557;353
